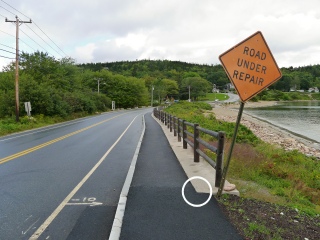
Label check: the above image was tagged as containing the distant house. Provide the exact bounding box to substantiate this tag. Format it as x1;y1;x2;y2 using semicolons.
308;87;319;93
226;83;235;91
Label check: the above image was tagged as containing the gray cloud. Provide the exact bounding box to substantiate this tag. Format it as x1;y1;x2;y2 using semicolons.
1;0;320;69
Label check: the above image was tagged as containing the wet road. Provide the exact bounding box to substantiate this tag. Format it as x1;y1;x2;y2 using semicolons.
0;109;150;240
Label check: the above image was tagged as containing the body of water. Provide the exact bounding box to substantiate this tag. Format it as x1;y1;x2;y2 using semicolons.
244;101;320;143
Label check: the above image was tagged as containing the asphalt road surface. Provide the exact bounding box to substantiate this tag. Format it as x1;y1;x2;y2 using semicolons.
0;109;150;240
120;113;241;240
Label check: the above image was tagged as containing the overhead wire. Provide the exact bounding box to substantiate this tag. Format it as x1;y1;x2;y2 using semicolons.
0;4;15;16
0;48;15;55
0;54;14;59
24;24;64;58
19;39;36;52
0;12;6;18
0;0;68;58
0;43;17;51
32;22;68;57
0;29;15;38
20;28;47;53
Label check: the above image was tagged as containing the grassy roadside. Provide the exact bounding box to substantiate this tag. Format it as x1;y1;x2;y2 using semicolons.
0;112;93;137
198;93;230;101
164;101;320;238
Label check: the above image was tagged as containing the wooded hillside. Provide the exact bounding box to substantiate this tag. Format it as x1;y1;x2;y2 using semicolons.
1;53;319;118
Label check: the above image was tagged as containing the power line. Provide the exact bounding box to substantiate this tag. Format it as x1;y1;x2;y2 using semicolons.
1;0;68;58
0;29;15;37
0;5;15;16
19;39;36;52
24;24;64;58
0;54;14;59
0;48;15;54
20;28;48;53
1;0;28;19
32;22;68;57
0;43;17;51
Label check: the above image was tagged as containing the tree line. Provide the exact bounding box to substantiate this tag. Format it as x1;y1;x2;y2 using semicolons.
1;52;320;118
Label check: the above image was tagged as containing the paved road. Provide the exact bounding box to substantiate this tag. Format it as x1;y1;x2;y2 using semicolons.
120;113;241;240
224;92;240;102
0;109;150;240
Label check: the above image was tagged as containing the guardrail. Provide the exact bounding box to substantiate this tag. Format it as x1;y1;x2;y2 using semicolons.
153;107;225;187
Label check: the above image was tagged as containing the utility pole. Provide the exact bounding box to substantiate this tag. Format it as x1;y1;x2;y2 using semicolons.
97;78;100;94
5;16;32;122
151;85;154;107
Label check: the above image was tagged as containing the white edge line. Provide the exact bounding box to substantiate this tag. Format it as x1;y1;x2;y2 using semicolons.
29;114;139;240
108;114;146;240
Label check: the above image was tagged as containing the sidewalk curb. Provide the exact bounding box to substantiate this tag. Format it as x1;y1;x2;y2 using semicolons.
108;114;146;240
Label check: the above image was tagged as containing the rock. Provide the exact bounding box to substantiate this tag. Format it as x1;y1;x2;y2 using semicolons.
224;184;236;191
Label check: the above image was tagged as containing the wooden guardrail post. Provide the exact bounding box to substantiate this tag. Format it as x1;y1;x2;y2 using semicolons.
215;131;225;187
173;117;176;136
177;118;181;142
194;124;200;162
169;115;172;132
182;120;187;149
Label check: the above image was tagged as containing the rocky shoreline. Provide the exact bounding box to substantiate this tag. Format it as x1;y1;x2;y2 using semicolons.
211;102;320;159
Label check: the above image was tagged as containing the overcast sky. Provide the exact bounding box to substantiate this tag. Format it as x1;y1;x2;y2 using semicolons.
1;0;320;70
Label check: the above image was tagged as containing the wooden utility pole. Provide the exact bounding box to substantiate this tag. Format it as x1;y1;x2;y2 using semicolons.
5;16;32;122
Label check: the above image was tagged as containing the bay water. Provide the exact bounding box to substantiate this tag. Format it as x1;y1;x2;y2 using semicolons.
244;101;320;144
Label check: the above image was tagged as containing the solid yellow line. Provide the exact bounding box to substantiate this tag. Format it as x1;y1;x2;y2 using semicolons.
0;113;126;165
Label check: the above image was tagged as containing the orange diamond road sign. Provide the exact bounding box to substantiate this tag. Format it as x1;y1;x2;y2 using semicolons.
219;31;282;102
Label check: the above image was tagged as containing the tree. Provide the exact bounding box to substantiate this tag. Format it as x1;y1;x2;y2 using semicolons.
180;77;211;100
153;78;179;103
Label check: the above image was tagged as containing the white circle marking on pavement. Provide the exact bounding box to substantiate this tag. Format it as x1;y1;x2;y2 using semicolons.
181;176;213;208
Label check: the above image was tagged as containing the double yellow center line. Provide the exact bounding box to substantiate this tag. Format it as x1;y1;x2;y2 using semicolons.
0;113;126;165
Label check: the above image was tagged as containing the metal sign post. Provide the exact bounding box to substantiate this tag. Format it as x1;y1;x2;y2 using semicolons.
216;31;282;197
217;102;244;197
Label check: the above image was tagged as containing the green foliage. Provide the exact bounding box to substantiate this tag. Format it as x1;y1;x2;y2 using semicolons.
229;142;320;215
180;77;212;100
312;93;320;100
256;90;312;101
164;101;261;145
198;93;229;101
165;102;320;214
0;114;83;136
2;56;319;119
0;52;152;118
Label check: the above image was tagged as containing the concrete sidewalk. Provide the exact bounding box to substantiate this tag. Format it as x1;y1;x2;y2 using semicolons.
119;113;241;240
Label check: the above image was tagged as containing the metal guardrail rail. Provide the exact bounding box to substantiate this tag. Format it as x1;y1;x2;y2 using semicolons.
153;107;225;187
